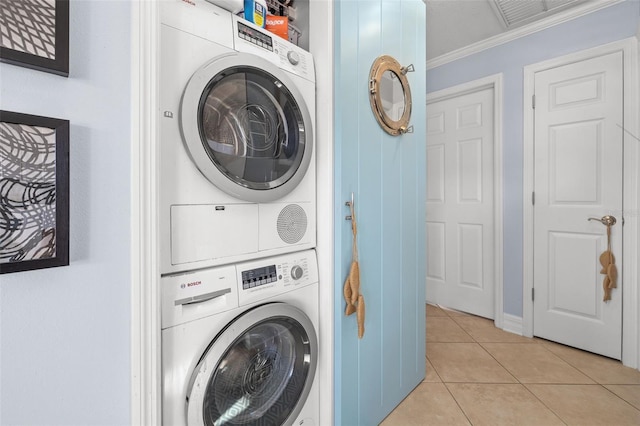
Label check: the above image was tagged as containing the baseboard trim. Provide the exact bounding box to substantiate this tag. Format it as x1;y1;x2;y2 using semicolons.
502;313;523;336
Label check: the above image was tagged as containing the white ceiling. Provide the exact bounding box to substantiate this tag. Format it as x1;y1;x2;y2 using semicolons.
425;0;599;61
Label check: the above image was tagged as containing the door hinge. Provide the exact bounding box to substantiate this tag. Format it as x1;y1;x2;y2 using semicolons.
532;94;536;109
532;191;535;205
532;288;535;301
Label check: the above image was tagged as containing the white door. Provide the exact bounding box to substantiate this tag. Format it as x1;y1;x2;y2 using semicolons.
426;88;494;318
533;51;623;360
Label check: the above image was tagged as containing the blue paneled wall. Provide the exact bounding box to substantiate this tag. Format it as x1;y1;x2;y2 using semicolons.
334;0;427;424
427;1;640;317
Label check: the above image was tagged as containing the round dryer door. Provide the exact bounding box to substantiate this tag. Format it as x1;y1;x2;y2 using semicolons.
187;303;318;426
180;53;313;203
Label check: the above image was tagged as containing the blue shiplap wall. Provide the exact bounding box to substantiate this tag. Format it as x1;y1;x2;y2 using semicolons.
426;0;640;317
334;1;427;424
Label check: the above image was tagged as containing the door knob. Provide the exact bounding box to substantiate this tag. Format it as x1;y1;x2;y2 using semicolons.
588;215;617;226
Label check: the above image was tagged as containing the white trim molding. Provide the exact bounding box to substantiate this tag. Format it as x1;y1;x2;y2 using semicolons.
502;313;524;336
427;0;623;70
308;0;335;423
426;73;504;329
130;0;161;423
523;38;639;369
634;27;640;371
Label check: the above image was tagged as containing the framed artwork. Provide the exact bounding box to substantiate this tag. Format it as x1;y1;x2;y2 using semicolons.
0;110;70;274
0;0;69;76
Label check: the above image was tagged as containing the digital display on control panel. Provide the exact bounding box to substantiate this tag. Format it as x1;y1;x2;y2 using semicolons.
237;22;273;51
242;265;277;290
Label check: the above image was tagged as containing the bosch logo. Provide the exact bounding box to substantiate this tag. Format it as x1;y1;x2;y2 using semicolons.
180;281;202;289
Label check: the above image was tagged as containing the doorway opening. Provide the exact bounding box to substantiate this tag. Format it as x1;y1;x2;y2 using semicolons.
426;74;504;327
523;38;640;367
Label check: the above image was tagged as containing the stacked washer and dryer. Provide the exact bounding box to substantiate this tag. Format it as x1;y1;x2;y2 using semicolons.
159;1;319;425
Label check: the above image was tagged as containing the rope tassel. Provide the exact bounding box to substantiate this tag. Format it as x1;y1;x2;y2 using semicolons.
600;223;617;302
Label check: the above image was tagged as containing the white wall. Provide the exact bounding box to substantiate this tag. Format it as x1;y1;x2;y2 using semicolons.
0;1;132;424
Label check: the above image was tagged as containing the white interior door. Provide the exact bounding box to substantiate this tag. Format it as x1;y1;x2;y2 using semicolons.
426;88;494;318
533;51;623;360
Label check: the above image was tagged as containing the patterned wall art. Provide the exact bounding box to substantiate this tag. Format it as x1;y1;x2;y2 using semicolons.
0;0;69;76
0;111;69;274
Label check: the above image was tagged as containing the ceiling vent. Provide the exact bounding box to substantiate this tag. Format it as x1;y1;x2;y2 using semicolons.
490;0;588;29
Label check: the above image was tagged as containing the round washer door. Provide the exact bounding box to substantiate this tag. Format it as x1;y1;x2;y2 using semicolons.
187;303;318;426
180;52;313;203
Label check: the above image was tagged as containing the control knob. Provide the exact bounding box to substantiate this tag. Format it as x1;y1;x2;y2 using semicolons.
291;265;304;280
287;50;300;66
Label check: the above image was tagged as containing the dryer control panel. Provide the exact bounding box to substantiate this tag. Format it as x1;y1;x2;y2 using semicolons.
237;21;274;51
237;249;318;307
232;15;314;83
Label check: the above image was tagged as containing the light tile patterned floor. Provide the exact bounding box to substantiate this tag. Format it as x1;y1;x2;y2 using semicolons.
380;304;640;425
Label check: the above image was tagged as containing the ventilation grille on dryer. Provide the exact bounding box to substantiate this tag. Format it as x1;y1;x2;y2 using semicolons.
277;204;307;244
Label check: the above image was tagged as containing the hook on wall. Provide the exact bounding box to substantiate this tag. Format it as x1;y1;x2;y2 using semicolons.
400;64;415;75
345;192;354;220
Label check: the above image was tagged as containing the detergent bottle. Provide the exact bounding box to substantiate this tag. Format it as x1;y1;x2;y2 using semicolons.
244;0;267;28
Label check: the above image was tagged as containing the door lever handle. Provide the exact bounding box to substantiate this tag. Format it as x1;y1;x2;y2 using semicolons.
588;215;617;226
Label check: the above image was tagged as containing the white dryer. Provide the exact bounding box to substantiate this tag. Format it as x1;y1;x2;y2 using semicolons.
160;0;316;275
162;250;319;426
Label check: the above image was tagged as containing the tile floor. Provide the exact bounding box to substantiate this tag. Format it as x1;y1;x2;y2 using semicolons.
380;304;640;425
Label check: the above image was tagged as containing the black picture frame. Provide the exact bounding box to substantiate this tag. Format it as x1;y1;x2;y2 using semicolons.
0;110;70;274
0;0;70;77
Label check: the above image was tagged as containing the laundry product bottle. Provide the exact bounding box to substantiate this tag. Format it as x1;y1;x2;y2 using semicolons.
244;0;267;28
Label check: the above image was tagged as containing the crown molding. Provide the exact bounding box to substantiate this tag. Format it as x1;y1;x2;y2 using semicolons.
426;0;623;70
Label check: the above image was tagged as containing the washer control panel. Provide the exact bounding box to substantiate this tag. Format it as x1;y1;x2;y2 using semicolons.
241;264;278;290
237;249;318;307
161;249;318;327
290;265;303;280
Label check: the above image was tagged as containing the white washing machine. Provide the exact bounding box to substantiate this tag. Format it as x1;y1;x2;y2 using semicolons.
160;0;316;275
162;250;319;426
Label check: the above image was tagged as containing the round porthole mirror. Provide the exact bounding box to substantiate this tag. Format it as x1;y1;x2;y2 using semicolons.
368;55;413;136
